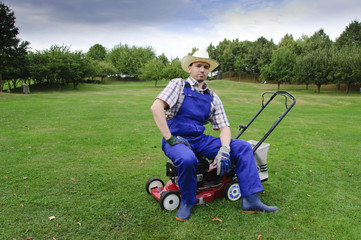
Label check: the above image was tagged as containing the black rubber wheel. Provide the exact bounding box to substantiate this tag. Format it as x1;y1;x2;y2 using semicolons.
159;191;180;211
145;177;164;194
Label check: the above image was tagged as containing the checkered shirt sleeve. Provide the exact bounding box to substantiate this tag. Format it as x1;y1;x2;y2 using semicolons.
208;90;230;130
156;78;184;119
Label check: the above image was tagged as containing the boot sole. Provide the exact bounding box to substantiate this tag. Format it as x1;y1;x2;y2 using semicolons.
175;216;188;222
242;210;278;214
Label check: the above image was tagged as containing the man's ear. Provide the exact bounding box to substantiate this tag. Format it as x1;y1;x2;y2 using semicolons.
188;65;192;73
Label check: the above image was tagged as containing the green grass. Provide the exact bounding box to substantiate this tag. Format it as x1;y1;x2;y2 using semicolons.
1;80;360;239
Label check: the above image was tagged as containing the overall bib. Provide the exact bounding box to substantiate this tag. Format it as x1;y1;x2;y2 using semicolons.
162;82;263;205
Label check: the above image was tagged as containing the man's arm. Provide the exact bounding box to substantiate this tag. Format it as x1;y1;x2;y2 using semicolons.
150;98;172;140
219;126;231;147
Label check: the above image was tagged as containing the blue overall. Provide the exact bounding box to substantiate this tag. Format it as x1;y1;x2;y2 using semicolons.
162;82;263;205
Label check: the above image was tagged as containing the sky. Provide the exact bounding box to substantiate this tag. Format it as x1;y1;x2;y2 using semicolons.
4;0;361;59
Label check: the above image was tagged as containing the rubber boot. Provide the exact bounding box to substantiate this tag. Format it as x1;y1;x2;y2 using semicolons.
242;193;278;213
175;201;194;222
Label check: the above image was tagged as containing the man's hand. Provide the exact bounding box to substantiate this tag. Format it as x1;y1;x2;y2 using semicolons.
166;136;191;148
214;145;231;176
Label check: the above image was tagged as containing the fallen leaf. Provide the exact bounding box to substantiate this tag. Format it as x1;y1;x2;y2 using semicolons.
307;194;312;197
330;207;334;210
48;216;56;220
349;173;353;177
77;222;82;226
257;234;263;240
25;227;29;234
5;176;9;179
23;177;28;180
211;216;222;222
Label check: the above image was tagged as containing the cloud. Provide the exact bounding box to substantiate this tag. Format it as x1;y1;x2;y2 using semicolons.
4;0;361;59
209;0;360;44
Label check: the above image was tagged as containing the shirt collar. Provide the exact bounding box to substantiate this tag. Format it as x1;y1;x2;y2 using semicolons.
187;77;209;92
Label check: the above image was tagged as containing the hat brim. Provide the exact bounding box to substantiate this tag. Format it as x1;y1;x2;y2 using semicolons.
181;56;219;73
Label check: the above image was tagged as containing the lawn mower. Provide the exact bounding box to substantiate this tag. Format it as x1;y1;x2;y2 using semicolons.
146;91;296;211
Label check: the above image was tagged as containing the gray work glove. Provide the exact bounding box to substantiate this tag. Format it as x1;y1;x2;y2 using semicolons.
166;135;191;148
214;145;231;176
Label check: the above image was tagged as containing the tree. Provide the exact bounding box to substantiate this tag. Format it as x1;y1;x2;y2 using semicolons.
86;44;107;61
162;58;188;80
139;58;166;87
330;46;361;93
336;20;361;48
94;60;116;82
260;47;296;89
0;2;29;91
278;34;297;53
304;29;333;53
107;44;156;79
28;45;92;89
308;48;332;93
244;37;276;81
157;53;169;66
3;41;30;90
293;53;314;90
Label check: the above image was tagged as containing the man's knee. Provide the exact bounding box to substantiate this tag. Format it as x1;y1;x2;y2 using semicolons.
177;155;198;170
231;139;253;153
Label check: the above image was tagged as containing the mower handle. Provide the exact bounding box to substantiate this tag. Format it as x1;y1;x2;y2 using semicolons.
235;91;296;153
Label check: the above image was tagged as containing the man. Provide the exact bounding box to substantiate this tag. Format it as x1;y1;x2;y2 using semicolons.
150;50;278;222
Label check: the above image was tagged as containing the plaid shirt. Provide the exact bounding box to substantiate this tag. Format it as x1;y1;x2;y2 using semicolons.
156;77;230;130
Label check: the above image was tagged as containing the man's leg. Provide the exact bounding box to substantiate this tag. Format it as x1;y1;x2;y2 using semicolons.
162;141;198;220
230;139;278;213
230;139;264;196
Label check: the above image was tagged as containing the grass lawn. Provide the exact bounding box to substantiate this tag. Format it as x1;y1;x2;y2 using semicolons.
1;80;360;239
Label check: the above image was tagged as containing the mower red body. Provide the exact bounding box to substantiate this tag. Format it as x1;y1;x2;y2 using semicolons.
150;163;234;205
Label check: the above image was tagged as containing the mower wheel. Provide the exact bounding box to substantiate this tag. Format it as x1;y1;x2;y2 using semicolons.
159;191;180;211
145;177;164;194
224;180;241;201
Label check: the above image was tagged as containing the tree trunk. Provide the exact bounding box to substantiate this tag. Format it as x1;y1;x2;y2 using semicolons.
277;82;281;90
346;83;350;94
317;84;321;93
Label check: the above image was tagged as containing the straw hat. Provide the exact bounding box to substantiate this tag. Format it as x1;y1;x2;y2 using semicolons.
181;50;219;73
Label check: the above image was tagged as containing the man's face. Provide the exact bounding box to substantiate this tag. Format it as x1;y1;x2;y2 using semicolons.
188;62;210;82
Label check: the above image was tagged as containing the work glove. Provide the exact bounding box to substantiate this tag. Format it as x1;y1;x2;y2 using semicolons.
166;135;191;148
214;145;231;176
